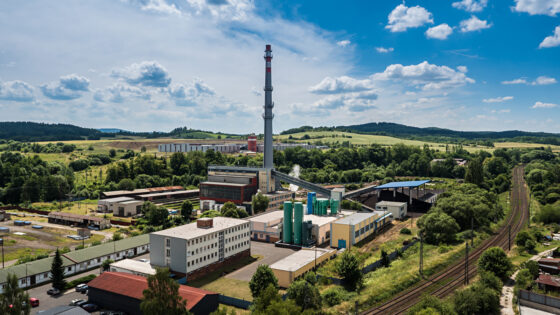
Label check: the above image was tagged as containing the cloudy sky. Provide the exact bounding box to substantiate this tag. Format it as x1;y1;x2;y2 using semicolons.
0;0;559;133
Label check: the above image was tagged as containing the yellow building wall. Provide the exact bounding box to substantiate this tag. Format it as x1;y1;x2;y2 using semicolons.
272;250;337;288
330;222;352;248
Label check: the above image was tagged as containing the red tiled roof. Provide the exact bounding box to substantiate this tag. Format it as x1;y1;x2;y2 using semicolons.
87;272;216;310
536;274;560;288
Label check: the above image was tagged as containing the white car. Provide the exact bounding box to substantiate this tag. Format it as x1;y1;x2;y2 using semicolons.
139;259;149;263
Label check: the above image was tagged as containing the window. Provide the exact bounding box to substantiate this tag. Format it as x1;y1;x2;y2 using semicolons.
355;230;359;237
166;249;171;257
166;238;170;247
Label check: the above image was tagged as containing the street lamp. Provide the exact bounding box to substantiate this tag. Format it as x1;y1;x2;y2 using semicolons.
0;238;4;269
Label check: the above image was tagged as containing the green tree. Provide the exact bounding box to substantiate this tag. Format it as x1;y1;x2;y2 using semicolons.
520;260;539;279
515;269;534;290
286;279;322;311
465;157;484;186
112;232;123;241
102;259;114;271
117;178;135;191
477;247;513;280
249;265;278;299
140;268;189;315
109;148;117;158
181;201;193;222
417;211;459;244
252;193;270;214
524;239;536;252
220;202;248;219
0;273;31;315
50;248;66;290
252;283;281;314
453;284;500;315
515;230;533;247
145;205;169;226
381;250;390;267
304;271;317;286
141;146;147;153
478;271;503;293
407;295;456;315
335;251;363;291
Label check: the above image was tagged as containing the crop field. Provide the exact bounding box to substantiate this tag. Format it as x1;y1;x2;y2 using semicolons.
494;141;560;152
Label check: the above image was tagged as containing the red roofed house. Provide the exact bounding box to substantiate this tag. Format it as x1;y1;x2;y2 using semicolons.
87;272;218;315
536;274;560;292
539;258;560;274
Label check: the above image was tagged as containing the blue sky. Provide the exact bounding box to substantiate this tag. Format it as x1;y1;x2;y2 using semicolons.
0;0;559;133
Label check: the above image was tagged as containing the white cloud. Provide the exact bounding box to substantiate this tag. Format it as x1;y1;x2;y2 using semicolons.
111;61;171;87
501;76;557;85
533;75;557;85
385;4;433;32
539;26;560;48
490;109;511;113
457;66;468;73
0;80;35;102
460;16;492;32
137;0;181;15
502;78;528;84
372;61;475;90
513;0;560;16
95;83;151;103
41;74;90;100
337;40;351;47
169;78;216;106
426;24;453;40
376;47;394;53
452;0;488;12
483;96;514;103
532;101;558;108
309;76;373;94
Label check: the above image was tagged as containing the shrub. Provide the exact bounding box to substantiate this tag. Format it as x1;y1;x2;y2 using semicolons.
478;247;513;280
515;269;533;290
322;287;343;306
65;274;97;290
400;227;412;235
515;231;533;247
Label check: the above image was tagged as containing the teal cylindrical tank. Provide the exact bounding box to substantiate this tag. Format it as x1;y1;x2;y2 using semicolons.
293;202;303;245
330;199;339;215
316;198;327;216
307;192;315;215
283;201;293;243
323;199;328;215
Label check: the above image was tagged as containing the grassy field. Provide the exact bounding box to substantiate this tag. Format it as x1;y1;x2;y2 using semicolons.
494;141;560;152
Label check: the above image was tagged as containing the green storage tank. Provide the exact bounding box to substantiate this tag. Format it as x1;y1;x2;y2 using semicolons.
330;199;339;215
283;201;293;243
293;202;303;245
317;198;328;216
313;196;317;215
324;199;329;215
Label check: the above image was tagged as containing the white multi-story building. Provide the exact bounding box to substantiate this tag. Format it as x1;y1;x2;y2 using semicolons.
149;217;250;279
158;143;244;153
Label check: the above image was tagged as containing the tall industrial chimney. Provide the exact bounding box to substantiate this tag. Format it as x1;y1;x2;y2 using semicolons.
263;44;274;169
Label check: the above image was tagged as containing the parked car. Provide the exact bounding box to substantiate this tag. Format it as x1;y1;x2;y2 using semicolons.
139;259;149;263
29;298;39;307
75;283;88;293
70;299;86;306
81;303;99;312
47;288;60;295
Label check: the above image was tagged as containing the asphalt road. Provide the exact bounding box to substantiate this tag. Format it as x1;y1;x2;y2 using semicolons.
226;241;295;281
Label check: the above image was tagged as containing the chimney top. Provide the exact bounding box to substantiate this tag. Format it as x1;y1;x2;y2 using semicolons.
197;218;213;229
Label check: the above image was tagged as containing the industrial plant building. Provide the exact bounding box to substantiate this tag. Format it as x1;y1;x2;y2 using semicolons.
199;171;259;205
158;141;324;154
48;212;111;229
330;212;392;249
375;201;407;220
87;272;219;315
149;217;250;281
101;186;184;199
270;248;336;288
109;259;156;277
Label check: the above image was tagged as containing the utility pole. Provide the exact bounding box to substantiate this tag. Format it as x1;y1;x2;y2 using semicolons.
419;232;423;277
508;225;511;251
0;238;4;268
465;242;469;285
471;216;474;247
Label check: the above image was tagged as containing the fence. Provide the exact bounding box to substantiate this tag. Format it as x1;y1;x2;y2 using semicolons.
218;294;252;309
0;206;49;215
519;290;560;311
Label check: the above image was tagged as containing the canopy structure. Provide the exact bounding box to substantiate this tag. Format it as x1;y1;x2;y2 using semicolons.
374;180;430;190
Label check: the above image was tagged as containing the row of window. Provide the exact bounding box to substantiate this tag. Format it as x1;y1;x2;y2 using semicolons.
226;232;249;244
225;240;249;253
188;252;218;267
354;222;375;238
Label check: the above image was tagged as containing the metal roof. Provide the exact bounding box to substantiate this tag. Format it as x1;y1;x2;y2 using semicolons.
151;217;248;239
333;212;377;225
270;248;335;272
375;180;430;189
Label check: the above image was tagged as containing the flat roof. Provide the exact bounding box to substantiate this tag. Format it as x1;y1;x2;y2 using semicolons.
376;201;407;206
249;210;354;227
270;248;335;272
110;259;156;275
375;180;430;189
137;189;198;198
151;217;248;239
119;200;144;205
48;211;109;222
334;212;377;225
99;197;135;203
200;181;248;187
102;186;184;197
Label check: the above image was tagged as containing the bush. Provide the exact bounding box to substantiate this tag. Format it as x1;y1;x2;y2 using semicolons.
417;210;460;244
91;240;102;246
478;247;513;280
515;231;533;247
524;239;536;252
65;274;97;290
322;287;343;306
515;269;533;290
400;227;412;235
520;260;539;279
453;284;500;315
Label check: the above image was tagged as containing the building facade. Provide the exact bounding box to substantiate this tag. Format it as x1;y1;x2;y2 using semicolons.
330;212;392;249
149;217;250;280
375;201;407;220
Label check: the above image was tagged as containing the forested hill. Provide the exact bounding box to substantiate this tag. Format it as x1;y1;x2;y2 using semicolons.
0;122;108;141
281;122;560;144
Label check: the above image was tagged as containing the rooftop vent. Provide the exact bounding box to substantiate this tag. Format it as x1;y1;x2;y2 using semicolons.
197;218;213;229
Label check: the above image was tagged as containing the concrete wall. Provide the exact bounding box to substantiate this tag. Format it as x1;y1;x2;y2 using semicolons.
273;250;336;288
170;237;187;274
149;234;165;268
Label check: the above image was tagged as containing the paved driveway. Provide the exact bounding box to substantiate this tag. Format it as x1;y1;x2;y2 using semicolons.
226;241;295;281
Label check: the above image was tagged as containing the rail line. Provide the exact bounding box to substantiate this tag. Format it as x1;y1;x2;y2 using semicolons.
361;165;529;315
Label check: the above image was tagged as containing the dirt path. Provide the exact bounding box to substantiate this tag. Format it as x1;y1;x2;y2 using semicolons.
500;248;556;315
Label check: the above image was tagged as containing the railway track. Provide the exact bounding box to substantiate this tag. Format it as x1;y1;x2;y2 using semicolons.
362;165;529;315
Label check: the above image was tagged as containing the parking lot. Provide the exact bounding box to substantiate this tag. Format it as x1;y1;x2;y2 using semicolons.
226;241;295;281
